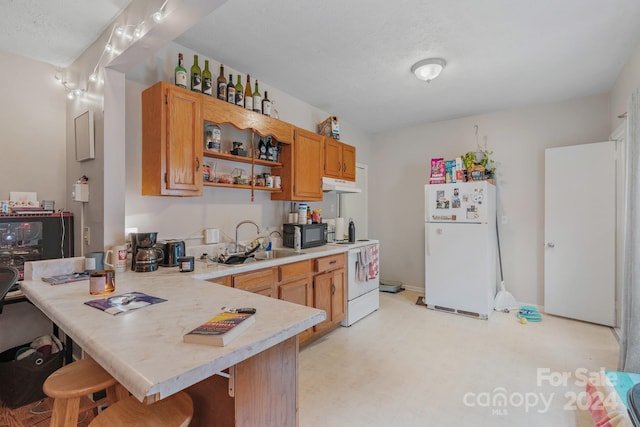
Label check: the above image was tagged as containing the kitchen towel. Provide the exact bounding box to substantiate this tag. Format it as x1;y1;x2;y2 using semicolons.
335;218;345;241
368;245;379;280
357;246;375;282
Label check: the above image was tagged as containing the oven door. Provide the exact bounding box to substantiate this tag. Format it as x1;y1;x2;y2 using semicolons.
347;246;379;300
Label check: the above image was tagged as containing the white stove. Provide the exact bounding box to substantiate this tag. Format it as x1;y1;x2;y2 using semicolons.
330;240;380;326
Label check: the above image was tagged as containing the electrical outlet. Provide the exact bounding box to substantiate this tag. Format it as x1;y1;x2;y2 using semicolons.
83;227;90;245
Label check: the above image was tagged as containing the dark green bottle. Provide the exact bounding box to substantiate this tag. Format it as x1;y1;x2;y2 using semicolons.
202;60;212;96
190;54;201;92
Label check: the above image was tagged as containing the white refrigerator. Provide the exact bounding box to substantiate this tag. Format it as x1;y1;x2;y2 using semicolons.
424;181;497;319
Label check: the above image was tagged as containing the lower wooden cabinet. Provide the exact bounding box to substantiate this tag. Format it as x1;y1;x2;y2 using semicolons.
278;276;314;343
313;266;345;333
207;275;232;287
312;253;346;334
232;268;276;297
205;255;346;344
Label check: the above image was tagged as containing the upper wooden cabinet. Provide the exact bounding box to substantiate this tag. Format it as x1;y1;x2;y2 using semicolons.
271;127;324;202
142;82;203;196
323;138;356;181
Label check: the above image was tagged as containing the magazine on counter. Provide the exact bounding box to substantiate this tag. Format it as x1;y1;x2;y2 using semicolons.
84;291;167;315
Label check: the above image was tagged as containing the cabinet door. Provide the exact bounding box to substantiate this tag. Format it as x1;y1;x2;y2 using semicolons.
292;128;323;200
323;138;342;179
279;276;312;307
313;271;333;332
279;276;313;343
341;143;356;181
331;268;346;323
166;87;203;193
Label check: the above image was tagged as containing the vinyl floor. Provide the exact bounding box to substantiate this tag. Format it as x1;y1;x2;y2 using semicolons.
299;290;620;427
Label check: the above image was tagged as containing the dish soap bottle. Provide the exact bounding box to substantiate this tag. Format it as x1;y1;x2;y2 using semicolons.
348;219;356;243
294;226;302;252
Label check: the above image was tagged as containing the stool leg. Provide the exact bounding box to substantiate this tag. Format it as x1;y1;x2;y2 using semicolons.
50;396;80;427
106;383;129;405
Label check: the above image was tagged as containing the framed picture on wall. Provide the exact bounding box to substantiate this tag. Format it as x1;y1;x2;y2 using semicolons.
74;110;95;162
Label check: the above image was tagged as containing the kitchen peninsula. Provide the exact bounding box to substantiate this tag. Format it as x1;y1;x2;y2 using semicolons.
20;265;325;426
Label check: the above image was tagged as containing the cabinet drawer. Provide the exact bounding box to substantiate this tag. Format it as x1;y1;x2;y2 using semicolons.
315;254;345;273
233;268;275;292
279;260;310;283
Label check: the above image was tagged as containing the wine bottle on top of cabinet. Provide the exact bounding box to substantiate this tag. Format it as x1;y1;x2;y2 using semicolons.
235;74;244;107
217;64;227;101
244;74;253;110
252;81;262;113
262;91;272;117
202;60;213;96
174;53;187;89
191;54;202;92
226;73;235;104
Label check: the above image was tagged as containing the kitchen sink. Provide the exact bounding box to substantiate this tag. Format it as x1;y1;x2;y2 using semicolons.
254;249;305;260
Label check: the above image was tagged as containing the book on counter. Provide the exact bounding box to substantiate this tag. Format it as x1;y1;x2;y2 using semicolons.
42;271;90;285
183;309;256;347
84;291;167;315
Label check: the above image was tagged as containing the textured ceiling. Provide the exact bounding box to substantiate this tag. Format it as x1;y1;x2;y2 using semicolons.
0;0;133;68
2;0;640;133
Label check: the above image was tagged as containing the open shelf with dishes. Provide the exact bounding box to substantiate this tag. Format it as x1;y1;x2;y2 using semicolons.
201;119;286;194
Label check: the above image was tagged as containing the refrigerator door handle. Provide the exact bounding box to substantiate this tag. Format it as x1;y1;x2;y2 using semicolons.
426;225;431;256
426;226;442;256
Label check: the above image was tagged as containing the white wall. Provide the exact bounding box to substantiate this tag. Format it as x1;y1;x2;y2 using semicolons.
610;41;640;132
0;50;66;206
369;94;611;304
0;50;66;351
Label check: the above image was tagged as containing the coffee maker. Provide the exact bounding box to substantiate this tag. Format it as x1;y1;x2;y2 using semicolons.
130;232;164;272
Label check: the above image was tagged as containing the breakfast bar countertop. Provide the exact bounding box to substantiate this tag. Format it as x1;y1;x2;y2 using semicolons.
20;272;325;403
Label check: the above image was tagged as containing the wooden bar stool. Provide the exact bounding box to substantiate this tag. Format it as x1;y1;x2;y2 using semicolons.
89;391;193;427
43;357;129;427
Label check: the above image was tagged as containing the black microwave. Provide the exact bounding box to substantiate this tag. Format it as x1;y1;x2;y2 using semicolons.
283;223;327;249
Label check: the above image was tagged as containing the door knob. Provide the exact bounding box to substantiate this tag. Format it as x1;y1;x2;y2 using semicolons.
546;242;555;248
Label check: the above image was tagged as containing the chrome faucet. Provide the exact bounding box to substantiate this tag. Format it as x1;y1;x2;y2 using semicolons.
235;220;260;253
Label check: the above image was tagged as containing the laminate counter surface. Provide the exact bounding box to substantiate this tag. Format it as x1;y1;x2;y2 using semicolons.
20;271;324;403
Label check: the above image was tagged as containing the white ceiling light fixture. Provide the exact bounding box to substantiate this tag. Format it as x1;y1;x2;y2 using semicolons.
411;58;446;82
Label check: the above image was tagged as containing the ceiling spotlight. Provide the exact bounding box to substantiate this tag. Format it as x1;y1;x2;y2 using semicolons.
67;91;75;100
105;43;113;52
89;73;98;83
153;0;169;23
133;26;142;39
411;58;446;82
115;25;124;37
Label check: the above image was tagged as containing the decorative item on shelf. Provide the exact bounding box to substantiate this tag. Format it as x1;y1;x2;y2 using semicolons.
258;137;269;160
204;123;221;152
268;138;281;162
231;168;250;185
231;141;247;157
318;116;340;140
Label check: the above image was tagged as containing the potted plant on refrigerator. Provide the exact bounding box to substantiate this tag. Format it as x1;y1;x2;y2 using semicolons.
461;149;495;181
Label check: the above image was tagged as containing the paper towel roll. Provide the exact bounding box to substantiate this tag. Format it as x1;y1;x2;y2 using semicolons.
335;218;345;241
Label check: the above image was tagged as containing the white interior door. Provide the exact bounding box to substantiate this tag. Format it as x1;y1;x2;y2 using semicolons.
544;142;616;326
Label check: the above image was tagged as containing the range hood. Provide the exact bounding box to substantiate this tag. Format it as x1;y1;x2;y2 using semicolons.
322;177;361;193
